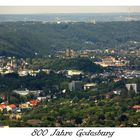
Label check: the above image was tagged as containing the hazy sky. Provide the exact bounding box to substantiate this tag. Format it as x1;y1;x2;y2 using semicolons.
0;6;140;14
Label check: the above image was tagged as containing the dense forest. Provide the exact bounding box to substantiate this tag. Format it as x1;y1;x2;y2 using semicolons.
28;58;103;72
0;21;140;57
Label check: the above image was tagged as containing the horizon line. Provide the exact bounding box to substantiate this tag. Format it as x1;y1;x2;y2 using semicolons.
0;6;140;14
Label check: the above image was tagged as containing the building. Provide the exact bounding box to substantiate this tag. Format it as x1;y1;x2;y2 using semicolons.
126;83;140;93
18;70;28;77
80;50;89;58
113;90;121;95
129;105;140;112
65;49;76;58
0;105;6;111
37;97;47;101
19;103;30;109
95;56;126;67
13;90;29;96
42;69;51;74
84;83;96;90
113;78;122;83
69;81;83;91
6;104;16;112
30;100;38;107
67;70;83;76
13;89;43;96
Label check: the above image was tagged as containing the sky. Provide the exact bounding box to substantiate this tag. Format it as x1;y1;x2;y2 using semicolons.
0;6;140;14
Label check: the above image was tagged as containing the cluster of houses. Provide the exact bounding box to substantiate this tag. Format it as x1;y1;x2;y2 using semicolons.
95;56;129;67
0;57;28;75
0;99;39;113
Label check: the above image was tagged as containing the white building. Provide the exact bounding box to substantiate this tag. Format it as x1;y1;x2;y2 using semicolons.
126;83;139;93
67;70;83;76
84;83;96;90
13;89;43;96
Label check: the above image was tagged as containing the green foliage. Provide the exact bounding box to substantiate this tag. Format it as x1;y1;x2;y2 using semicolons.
0;21;140;57
29;57;103;73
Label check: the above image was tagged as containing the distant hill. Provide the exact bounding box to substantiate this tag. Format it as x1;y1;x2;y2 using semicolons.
29;57;103;73
0;13;140;22
0;21;140;57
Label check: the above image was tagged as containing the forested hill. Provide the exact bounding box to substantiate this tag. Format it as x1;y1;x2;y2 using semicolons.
0;21;140;57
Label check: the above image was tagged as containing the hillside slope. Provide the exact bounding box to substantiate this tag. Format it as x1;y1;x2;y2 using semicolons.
0;21;140;57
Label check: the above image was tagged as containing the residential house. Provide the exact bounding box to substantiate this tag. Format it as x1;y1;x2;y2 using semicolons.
19;103;29;108
30;100;38;107
67;70;83;76
6;104;16;112
113;78;122;83
113;90;121;95
84;83;96;90
129;105;140;112
37;97;47;101
0;104;6;111
13;89;43;97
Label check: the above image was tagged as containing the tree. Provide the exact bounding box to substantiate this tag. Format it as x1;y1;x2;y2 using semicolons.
0;98;3;104
75;116;83;125
118;114;128;122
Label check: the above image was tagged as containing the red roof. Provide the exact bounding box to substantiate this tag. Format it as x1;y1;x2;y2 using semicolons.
0;104;6;109
8;104;16;109
129;105;140;109
30;100;38;106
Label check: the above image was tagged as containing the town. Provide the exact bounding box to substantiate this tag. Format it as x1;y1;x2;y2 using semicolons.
0;46;140;127
0;13;140;127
